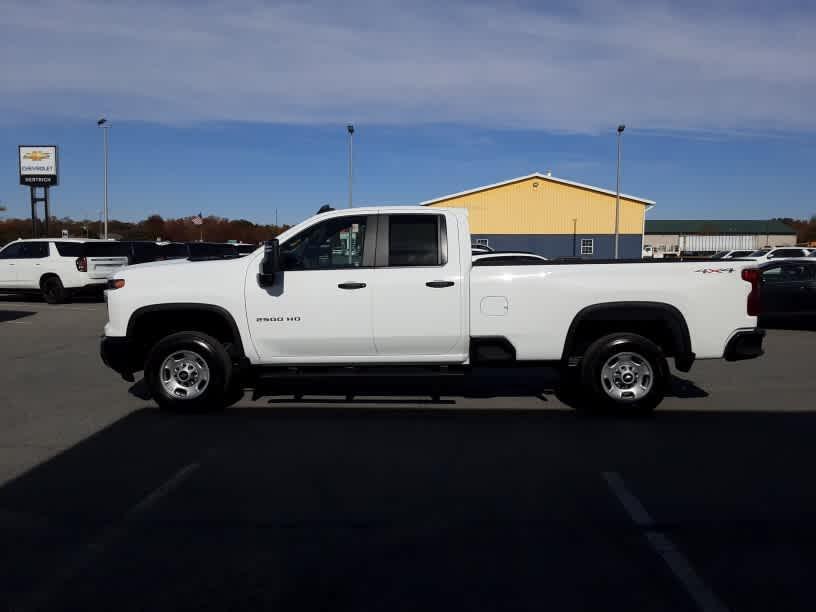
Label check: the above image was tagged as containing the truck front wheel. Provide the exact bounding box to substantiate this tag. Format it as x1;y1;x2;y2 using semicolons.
580;333;668;415
145;331;233;412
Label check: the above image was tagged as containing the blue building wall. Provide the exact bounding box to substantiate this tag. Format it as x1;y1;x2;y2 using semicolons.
471;234;643;259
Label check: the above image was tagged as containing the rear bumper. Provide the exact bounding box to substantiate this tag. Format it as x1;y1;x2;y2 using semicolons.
724;329;765;361
100;336;138;381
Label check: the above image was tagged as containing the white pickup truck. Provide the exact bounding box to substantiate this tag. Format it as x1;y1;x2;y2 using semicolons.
101;206;765;414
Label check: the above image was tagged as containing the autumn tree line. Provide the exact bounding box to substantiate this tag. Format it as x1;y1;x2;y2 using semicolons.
0;214;291;246
1;212;814;247
776;216;816;245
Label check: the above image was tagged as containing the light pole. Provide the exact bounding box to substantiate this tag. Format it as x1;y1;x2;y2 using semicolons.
614;124;625;259
347;124;354;208
97;118;110;239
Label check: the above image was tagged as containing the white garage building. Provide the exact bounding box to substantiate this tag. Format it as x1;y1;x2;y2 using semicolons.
644;220;797;256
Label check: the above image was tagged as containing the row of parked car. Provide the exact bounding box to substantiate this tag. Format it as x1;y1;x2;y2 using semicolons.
712;248;816;321
712;247;814;261
0;238;260;303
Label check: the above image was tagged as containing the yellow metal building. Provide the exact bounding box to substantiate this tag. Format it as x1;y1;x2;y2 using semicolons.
421;172;654;258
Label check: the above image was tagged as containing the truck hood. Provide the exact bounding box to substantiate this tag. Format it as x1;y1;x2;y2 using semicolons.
123;256;254;278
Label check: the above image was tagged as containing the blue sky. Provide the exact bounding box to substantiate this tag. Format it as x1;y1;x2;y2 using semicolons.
2;0;815;225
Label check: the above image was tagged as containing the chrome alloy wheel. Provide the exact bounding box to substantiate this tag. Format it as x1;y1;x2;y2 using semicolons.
600;351;653;402
159;350;210;400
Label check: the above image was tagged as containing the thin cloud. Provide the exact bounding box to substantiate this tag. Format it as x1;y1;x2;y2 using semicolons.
1;0;814;132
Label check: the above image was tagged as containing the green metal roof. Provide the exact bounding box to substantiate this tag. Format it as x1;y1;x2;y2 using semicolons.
645;219;796;235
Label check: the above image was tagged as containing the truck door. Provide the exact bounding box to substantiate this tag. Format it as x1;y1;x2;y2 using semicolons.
761;263;810;315
784;262;816;314
244;213;377;361
371;213;466;358
760;265;790;315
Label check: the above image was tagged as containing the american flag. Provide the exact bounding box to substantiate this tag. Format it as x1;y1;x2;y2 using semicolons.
191;213;204;226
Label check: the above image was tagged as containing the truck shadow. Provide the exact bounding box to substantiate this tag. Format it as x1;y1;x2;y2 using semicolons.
1;406;815;611
0;310;36;323
0;292;104;305
257;367;708;409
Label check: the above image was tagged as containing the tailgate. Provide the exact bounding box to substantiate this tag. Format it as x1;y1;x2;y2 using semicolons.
87;256;129;279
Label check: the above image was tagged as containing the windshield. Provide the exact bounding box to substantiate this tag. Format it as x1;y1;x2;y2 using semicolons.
748;249;770;257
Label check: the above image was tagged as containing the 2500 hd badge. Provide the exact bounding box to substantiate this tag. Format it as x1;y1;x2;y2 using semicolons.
256;316;302;323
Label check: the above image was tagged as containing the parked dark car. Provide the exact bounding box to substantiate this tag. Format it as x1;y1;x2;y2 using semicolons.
122;241;164;264
187;242;239;259
236;243;259;255
759;260;816;319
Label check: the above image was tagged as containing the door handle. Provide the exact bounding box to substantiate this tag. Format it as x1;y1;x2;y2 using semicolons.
426;280;455;288
338;282;367;290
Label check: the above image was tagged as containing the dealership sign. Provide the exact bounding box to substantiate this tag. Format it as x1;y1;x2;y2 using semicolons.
19;145;59;186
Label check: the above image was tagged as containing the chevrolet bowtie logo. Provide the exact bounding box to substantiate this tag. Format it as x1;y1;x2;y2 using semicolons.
23;150;51;162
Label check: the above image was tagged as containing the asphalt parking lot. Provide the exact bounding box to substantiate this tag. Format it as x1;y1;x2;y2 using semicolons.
1;296;815;611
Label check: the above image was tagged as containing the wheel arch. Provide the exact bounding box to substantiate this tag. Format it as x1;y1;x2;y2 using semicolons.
39;272;61;288
562;301;694;371
127;303;247;365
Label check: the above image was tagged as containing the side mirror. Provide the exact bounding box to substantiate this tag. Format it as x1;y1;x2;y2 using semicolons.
258;239;280;287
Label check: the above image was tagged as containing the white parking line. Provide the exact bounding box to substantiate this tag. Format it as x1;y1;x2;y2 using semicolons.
15;462;199;612
602;471;730;612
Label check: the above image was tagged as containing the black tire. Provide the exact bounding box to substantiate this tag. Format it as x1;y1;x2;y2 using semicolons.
579;333;668;416
41;276;69;304
144;331;233;412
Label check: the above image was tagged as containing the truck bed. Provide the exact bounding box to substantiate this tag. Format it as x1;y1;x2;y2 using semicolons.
469;259;756;360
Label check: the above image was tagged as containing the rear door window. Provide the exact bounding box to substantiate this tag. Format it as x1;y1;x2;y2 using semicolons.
781;263;814;281
54;242;85;257
387;215;443;267
84;242;131;257
762;266;784;282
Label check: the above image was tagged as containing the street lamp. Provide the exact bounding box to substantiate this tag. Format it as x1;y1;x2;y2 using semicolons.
97;117;110;239
614;124;625;259
347;124;354;208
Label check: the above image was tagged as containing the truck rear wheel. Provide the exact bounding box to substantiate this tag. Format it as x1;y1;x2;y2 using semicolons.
145;331;233;412
579;333;667;415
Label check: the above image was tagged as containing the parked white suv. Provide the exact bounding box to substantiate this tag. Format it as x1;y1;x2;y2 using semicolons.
743;247;813;262
0;239;129;303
